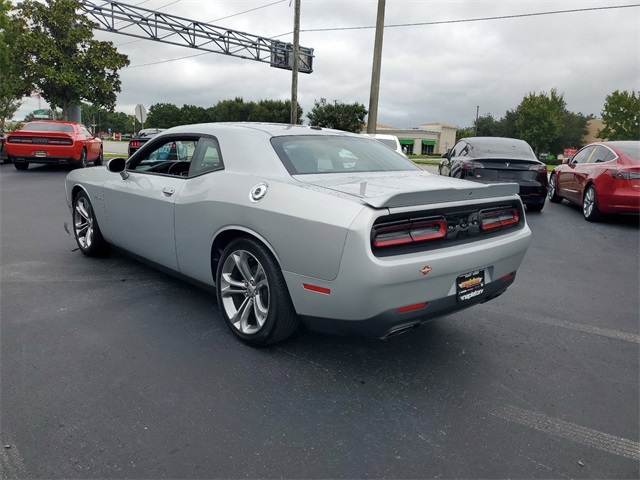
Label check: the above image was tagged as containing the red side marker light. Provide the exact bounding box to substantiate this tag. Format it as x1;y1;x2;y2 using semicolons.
303;284;331;295
397;302;428;313
500;272;514;281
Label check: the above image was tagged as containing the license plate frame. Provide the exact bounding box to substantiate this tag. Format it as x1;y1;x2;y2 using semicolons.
34;151;47;158
456;269;485;302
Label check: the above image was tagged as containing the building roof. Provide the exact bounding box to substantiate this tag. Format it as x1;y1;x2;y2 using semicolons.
420;122;458;129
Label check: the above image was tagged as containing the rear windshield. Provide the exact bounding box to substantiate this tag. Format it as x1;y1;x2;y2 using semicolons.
23;122;74;133
271;135;420;175
611;142;640;161
469;138;535;159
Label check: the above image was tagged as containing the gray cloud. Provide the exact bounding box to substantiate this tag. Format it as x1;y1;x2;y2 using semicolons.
14;0;640;129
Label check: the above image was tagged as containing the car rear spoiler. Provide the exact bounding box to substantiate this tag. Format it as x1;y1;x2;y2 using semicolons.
362;182;520;209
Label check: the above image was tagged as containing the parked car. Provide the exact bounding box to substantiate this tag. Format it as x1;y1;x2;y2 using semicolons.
548;141;640;221
128;128;165;157
6;121;102;170
65;123;531;346
361;133;407;157
439;137;548;212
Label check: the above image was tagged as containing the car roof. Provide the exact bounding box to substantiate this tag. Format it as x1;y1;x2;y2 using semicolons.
163;122;360;138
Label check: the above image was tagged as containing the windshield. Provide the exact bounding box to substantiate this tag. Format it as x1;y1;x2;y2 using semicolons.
271;135;420;175
22;122;74;133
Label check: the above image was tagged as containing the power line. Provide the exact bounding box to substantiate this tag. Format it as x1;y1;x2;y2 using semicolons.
271;3;639;37
125;3;638;69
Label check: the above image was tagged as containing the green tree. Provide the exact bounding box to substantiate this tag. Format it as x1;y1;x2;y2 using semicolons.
249;99;302;124
307;98;367;133
455;126;474;141
146;103;181;128
496;109;518;138
0;0;30;128
15;0;129;120
208;97;255;122
180;104;209;125
515;89;565;154
549;111;591;155
599;90;640;140
473;113;501;137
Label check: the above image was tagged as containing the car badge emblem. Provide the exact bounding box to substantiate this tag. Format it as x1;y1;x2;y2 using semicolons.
420;265;432;276
249;182;268;203
505;162;510;167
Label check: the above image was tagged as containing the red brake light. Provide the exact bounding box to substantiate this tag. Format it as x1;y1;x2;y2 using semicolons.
529;164;548;173
461;161;484;170
479;208;520;231
373;217;447;247
130;141;140;147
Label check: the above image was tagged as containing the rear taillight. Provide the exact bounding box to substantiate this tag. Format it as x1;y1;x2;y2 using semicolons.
130;141;140;147
479;208;519;231
610;169;640;180
373;217;447;247
461;161;484;170
529;164;548;173
48;138;73;145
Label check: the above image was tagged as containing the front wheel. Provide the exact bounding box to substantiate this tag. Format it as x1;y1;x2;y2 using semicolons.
215;238;298;346
548;174;562;203
72;191;109;256
583;185;602;222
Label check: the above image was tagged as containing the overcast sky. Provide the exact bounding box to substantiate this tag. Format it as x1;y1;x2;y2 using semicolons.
14;0;640;129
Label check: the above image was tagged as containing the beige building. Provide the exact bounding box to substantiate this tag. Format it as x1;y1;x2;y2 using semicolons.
583;119;607;144
363;122;457;155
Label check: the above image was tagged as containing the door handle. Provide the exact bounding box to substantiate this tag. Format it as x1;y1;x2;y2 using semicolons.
162;187;175;197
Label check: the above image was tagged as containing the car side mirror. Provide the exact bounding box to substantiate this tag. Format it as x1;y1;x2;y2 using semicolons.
107;157;129;179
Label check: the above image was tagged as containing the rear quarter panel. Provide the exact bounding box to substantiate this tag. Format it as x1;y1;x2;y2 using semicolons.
174;172;366;285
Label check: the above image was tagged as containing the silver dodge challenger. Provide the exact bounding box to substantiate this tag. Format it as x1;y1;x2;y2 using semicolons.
65;123;531;345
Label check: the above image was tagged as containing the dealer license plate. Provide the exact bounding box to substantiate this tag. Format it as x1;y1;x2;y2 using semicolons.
456;269;485;302
34;151;47;157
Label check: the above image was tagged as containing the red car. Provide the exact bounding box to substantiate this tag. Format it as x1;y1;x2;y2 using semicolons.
548;141;640;221
6;120;103;170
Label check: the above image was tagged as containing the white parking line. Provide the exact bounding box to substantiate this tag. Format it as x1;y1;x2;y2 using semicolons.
491;405;640;461
482;306;640;344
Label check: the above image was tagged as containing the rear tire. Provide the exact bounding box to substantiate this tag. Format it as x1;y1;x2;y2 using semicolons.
583;185;602;222
94;147;103;166
548;174;562;203
75;148;87;169
14;160;28;170
72;191;110;256
215;237;298;346
527;203;544;213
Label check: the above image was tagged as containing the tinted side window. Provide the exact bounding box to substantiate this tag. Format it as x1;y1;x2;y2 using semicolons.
571;146;593;164
451;142;466;157
192;137;224;175
588;146;615;163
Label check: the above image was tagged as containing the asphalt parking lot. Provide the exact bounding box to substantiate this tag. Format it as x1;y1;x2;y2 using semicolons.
1;163;638;479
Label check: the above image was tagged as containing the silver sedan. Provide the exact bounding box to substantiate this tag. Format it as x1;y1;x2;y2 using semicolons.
65;123;531;345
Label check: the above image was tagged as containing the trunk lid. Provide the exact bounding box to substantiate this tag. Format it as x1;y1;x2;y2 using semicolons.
295;171;519;208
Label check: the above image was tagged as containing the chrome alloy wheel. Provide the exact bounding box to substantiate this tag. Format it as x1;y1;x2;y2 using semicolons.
583;187;595;218
219;249;270;335
73;195;94;250
548;175;556;201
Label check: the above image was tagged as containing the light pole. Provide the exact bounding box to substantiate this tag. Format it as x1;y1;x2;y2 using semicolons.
474;105;479;136
367;0;386;134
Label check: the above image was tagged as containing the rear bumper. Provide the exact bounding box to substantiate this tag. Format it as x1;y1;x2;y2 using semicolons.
599;189;640;214
300;272;516;337
10;155;79;165
7;145;81;164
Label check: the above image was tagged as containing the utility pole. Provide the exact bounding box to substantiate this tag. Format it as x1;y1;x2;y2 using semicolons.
367;0;386;134
474;105;479;136
290;0;301;125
